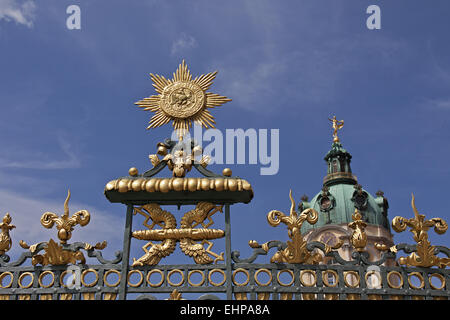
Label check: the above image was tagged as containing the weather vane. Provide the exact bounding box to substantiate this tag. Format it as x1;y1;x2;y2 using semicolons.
135;60;231;140
328;115;344;143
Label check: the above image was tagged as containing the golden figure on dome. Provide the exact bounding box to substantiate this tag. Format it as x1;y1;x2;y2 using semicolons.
328;115;344;142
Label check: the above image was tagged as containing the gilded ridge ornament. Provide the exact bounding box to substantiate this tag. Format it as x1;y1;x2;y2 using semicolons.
392;193;449;268
132;202;224;266
328;115;344;143
135;60;231;139
105;176;252;193
0;213;15;255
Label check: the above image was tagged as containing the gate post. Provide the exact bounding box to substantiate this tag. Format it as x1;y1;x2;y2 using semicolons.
225;203;232;300
118;204;134;300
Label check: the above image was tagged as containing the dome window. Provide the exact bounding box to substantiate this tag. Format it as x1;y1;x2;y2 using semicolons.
320;197;332;210
351;184;368;211
332;160;338;173
317;186;335;217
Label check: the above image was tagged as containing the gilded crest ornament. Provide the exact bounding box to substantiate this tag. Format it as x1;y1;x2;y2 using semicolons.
135;60;231;139
147;140;210;177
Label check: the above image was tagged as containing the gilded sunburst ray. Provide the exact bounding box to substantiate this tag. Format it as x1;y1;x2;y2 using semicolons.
135;60;231;139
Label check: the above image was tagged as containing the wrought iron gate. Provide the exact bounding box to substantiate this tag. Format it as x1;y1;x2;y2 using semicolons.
0;61;448;300
0;137;448;300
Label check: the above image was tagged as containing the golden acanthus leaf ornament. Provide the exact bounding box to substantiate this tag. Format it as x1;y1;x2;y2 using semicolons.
19;190;107;266
392;193;449;268
263;190;322;264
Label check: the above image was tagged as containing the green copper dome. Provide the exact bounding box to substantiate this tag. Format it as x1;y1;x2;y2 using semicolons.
300;141;390;234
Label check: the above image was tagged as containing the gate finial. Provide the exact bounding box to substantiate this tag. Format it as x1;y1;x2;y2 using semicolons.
19;190;107;266
0;213;15;255
392;193;449;268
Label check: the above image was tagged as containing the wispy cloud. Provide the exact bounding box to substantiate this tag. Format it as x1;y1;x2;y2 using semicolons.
214;35;407;113
203;1;408;114
425;98;450;110
0;0;36;27
0;135;81;169
171;33;197;56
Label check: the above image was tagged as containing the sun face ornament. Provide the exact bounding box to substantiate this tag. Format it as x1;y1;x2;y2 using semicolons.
135;60;231;139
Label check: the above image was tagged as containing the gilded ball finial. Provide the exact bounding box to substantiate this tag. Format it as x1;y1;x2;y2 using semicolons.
352;208;363;221
192;145;203;157
129;167;139;176
222;168;232;177
157;144;168;156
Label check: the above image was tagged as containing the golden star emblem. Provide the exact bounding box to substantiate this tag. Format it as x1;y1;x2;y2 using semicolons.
135;60;231;139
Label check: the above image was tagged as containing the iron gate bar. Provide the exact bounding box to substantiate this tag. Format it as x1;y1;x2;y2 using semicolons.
118;204;134;300
225;204;232;300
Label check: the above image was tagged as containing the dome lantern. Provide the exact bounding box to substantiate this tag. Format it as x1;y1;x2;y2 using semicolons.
300;117;391;235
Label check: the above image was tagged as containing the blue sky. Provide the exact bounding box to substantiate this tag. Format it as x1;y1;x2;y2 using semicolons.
0;0;449;265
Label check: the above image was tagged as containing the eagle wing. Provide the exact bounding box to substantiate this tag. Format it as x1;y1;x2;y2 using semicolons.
179;239;212;264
